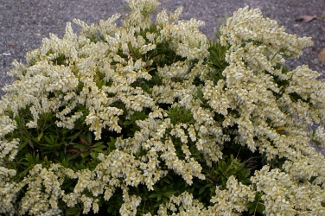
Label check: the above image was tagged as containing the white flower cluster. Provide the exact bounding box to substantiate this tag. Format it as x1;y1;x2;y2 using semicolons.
0;164;64;216
152;177;255;215
0;0;325;215
252;166;325;215
312;126;325;147
213;6;325;214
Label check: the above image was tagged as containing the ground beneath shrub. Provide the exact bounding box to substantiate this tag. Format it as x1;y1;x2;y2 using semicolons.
0;0;324;155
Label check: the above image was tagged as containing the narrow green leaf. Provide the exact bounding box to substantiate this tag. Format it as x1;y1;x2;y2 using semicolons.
74;144;87;149
149;193;158;199
18;139;29;151
90;152;98;159
163;178;170;184
44;135;53;144
123;121;133;126
199;186;206;195
92;142;104;148
37;132;43;142
67;132;81;141
93;147;104;153
81;152;89;158
86;132;92;145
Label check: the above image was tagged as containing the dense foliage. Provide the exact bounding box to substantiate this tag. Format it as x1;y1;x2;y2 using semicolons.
0;0;325;215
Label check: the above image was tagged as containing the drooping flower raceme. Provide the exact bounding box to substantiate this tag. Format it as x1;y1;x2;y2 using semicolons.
0;1;325;215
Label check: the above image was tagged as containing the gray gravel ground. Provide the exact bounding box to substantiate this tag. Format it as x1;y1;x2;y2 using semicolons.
1;0;325;155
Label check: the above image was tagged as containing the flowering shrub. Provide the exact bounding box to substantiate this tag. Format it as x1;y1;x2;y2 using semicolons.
1;0;325;215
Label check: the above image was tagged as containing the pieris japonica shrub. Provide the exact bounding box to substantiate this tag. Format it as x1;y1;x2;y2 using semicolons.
1;0;325;215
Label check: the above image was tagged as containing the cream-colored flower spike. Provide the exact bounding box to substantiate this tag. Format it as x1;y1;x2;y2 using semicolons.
0;1;325;215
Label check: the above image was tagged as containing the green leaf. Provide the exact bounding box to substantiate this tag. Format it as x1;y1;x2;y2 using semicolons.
44;135;53;144
149;193;158;199
75;162;86;169
93;147;105;153
61;157;69;168
164;190;176;197
64;206;82;216
199;186;206;195
81;152;89;158
73;144;87;150
90;152;98;159
247;192;265;215
162;178;170;184
92;142;104;148
123;121;133;126
18;139;29;151
312;139;323;146
37;132;43;142
67;131;82;141
42;143;62;148
107;137;117;152
86;132;92;145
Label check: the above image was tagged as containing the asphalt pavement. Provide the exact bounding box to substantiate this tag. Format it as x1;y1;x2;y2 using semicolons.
1;0;325;95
